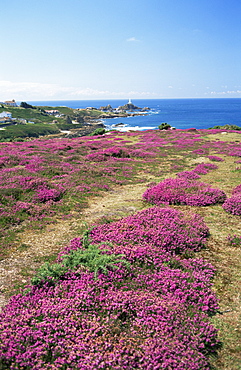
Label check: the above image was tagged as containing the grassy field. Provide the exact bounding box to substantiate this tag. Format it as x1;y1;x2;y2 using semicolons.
0;128;240;369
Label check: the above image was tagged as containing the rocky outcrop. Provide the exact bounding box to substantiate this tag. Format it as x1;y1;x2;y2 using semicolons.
65;124;105;138
99;105;113;111
117;103;141;111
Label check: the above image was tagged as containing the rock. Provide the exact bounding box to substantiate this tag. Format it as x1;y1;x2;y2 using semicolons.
99;105;113;111
117;103;142;111
141;107;150;111
187;128;198;132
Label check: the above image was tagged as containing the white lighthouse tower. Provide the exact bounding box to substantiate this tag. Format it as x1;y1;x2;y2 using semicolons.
128;98;132;104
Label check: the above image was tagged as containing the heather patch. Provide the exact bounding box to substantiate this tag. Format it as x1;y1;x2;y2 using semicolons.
177;170;201;180
232;183;241;195
143;178;226;206
0;270;218;370
222;194;241;215
207;155;224;162
0;129;240;368
90;207;209;257
222;182;241;216
0;206;219;369
193;163;218;174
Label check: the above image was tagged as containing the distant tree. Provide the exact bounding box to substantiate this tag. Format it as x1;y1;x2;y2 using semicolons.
20;102;35;109
65;116;72;125
158;122;171;130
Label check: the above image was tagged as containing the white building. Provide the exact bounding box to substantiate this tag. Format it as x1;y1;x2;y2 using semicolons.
0;111;12;118
3;100;18;107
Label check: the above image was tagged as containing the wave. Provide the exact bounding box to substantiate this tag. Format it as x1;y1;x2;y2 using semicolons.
109;125;157;132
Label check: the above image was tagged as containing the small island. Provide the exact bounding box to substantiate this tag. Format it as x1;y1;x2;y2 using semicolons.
98;99;150;113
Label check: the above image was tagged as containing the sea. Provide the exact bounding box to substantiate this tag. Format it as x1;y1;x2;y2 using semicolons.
27;98;241;131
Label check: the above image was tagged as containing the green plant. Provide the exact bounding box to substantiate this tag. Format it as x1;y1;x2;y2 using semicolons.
32;231;130;286
62;243;129;276
20;102;36;109
158;122;171;130
90;127;106;136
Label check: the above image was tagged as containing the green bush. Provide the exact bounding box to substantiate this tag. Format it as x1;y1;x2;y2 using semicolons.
208;124;241;130
32;236;129;286
20;102;36;109
90;127;106;136
158;122;171;130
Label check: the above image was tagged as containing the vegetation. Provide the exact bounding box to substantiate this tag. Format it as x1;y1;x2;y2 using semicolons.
0;128;240;368
158;122;172;130
20;102;36;109
208;124;241;130
32;240;129;285
0;123;60;141
0;104;136;140
90;127;106;136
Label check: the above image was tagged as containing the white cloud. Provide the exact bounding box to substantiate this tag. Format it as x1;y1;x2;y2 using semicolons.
126;37;140;42
209;90;241;96
0;80;157;100
0;80;63;100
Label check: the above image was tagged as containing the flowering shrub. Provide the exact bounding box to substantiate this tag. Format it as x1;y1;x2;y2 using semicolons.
143;178;226;206
177;170;200;180
222;194;241;215
0;269;218;369
193;163;218;174
85;152;106;161
35;187;63;203
232;184;241;195
2;129;238;366
0;205;219;369
90;207;209;257
207;155;224;162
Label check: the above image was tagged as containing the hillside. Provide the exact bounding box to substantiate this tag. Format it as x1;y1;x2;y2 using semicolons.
0;104;128;141
0;103;146;142
0;128;240;369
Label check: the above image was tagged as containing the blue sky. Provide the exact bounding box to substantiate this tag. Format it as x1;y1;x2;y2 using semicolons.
1;0;241;100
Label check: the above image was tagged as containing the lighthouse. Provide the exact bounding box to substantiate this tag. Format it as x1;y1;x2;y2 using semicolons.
128;98;132;104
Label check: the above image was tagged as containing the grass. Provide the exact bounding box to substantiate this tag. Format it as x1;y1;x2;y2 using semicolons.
179;134;241;368
0;123;60;141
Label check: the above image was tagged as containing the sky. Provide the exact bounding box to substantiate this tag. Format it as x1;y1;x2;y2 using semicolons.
1;0;241;101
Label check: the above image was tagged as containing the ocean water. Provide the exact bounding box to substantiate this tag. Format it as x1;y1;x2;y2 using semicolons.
27;98;241;131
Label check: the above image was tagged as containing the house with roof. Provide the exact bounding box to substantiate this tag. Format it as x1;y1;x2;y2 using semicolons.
0;111;12;119
3;99;18;107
